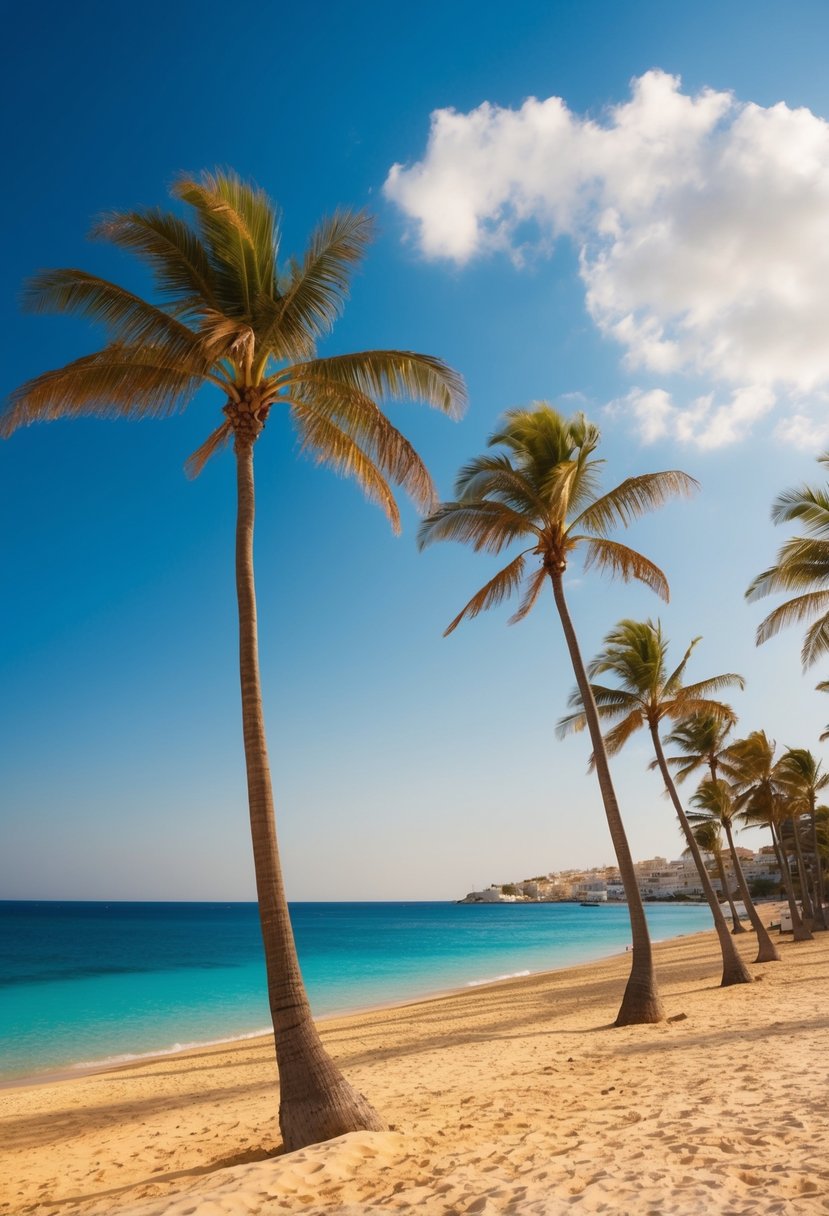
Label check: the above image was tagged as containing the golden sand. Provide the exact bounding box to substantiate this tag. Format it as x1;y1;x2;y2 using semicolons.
2;919;827;1215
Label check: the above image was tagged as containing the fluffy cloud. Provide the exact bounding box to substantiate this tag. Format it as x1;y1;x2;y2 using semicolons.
384;72;829;447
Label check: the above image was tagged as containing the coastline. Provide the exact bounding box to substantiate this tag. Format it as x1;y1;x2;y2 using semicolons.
3;912;827;1215
1;901;716;1089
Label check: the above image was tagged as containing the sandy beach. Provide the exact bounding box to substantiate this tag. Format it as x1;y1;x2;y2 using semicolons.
2;918;827;1216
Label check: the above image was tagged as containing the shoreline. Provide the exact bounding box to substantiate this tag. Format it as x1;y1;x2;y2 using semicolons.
0;909;720;1091
2;917;825;1215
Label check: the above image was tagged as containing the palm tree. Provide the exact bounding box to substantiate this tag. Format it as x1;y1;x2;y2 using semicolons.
776;748;827;930
3;171;466;1150
419;405;698;1025
684;816;739;925
746;454;829;667
727;732;813;942
686;795;746;933
558;619;753;986
664;714;780;961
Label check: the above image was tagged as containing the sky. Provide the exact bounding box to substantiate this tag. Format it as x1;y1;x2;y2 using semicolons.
4;0;829;900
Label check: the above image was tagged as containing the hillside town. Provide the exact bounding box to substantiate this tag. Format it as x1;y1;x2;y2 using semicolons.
461;846;782;903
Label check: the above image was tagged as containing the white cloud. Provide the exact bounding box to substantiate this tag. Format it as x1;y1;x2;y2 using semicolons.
384;72;829;445
609;385;776;449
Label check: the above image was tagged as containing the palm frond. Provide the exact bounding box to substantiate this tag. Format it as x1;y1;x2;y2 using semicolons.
184;420;234;478
555;706;587;738
770;483;829;535
454;454;546;516
602;710;645;756
746;538;829;600
508;564;548;624
675;673;745;700
290;403;401;532
661;637;702;695
91;208;218;317
21;270;210;370
569;471;699;535
661;697;738;726
802;613;829;669
418;500;538;554
258;210;374;360
2;345;200;435
589;683;641;715
579;538;670;600
285;350;466;420
173;171;270;319
538;459;579;521
443;552;527;636
665;755;705;784
281;374;438;513
754;591;829;646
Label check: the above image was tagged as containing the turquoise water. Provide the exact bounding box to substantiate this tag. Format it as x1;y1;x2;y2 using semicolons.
0;900;713;1081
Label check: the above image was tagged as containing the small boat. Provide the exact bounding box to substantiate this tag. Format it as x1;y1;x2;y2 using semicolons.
579;900;603;907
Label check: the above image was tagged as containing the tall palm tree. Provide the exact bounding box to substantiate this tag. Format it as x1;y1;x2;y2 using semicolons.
419;405;698;1025
727;732;813;942
664;714;780;961
776;747;827;930
3;171;466;1150
746;454;829;667
558;619;753;986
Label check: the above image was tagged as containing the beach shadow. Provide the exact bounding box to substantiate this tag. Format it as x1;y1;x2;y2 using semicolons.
42;1146;282;1209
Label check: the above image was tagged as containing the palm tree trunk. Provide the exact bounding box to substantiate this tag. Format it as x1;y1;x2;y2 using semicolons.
721;820;780;962
808;797;827;930
550;571;664;1025
713;847;747;933
789;815;814;923
770;821;812;942
649;726;751;986
234;439;385;1151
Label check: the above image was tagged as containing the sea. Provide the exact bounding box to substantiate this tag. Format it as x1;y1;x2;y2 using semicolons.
0;900;714;1083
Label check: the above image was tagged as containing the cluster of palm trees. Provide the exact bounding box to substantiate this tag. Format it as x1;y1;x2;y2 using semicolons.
422;416;829;1025
4;170;828;1151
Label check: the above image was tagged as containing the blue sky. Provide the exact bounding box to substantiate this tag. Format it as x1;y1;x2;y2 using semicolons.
4;0;829;900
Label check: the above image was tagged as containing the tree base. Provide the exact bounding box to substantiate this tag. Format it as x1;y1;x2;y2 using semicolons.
613;970;666;1026
720;960;753;986
279;1075;387;1154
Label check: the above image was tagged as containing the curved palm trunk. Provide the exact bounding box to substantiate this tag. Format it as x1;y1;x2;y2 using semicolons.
713;847;747;933
550;572;665;1025
770;822;812;942
789;815;814;923
721;820;780;962
649;726;751;986
235;440;385;1151
808;798;827;930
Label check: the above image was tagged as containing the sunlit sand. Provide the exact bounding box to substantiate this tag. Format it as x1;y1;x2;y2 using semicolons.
2;916;826;1215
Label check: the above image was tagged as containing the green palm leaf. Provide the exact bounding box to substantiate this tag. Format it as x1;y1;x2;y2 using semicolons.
770;484;829;535
259;210;374;359
755;591;829;646
91;208;219;316
22;269;211;370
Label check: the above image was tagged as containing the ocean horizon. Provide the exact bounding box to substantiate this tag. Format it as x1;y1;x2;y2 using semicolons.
0;899;715;1083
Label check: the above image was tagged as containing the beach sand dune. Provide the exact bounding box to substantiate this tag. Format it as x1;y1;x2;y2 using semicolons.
2;922;827;1215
